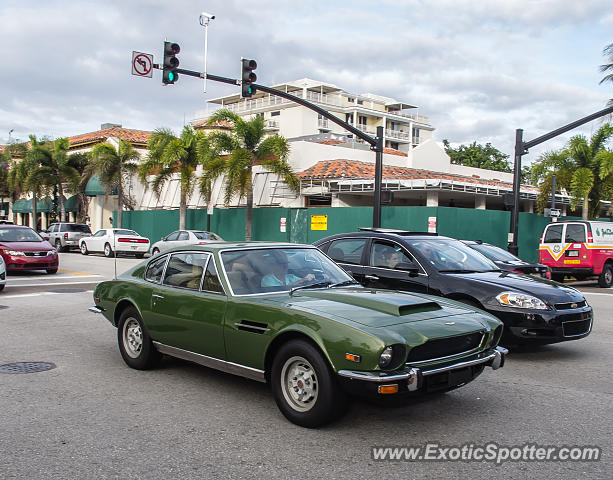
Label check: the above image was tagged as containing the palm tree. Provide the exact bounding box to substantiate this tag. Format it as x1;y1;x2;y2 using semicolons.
27;137;80;222
600;43;613;105
140;126;212;230
91;138;140;228
67;151;95;223
531;124;613;219
204;110;299;241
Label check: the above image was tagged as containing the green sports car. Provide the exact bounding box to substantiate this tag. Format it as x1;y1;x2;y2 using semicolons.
90;243;507;428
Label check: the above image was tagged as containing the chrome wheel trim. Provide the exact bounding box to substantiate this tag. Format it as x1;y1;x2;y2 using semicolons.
280;355;318;413
605;268;612;285
122;317;143;359
80;243;87;254
104;244;111;256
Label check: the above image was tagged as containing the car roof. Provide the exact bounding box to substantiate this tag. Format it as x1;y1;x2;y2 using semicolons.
314;231;452;243
0;224;33;229
158;242;315;254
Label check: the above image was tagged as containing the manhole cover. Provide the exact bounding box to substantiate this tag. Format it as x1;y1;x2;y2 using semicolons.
48;288;86;294
0;362;57;374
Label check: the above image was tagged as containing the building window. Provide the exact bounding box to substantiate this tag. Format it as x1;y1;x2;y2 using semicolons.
358;115;367;126
271;111;280;116
412;127;420;138
347;97;355;103
345;113;353;124
390;142;399;150
357;99;364;105
307;196;332;207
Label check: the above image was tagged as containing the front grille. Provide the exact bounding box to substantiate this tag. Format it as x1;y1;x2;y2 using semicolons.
24;251;48;257
563;319;591;337
555;300;587;310
406;332;484;363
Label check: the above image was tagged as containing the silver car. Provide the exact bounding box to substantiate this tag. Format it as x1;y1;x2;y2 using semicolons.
0;254;6;292
150;230;223;255
47;222;92;252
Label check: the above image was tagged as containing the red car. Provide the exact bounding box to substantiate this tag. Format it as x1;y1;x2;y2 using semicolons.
0;225;59;274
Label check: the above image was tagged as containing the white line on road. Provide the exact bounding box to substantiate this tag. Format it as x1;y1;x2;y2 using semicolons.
1;289;94;299
3;280;102;288
8;275;102;282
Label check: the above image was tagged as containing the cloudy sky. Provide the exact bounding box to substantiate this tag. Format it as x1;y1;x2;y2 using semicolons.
1;0;611;164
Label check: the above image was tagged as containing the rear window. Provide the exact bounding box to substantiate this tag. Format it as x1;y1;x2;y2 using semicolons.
194;232;221;240
61;224;91;233
543;224;563;243
114;229;138;236
565;224;586;243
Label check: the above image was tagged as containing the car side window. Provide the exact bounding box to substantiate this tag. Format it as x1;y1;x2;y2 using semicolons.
165;231;180;241
565;224;586;243
48;225;57;233
145;255;168;283
370;241;414;269
93;230;106;237
544;224;563;243
327;239;367;265
163;252;208;290
202;258;224;294
178;231;189;241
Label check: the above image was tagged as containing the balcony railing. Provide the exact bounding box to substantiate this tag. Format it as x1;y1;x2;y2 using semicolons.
264;119;279;129
386;130;411;140
318;118;330;129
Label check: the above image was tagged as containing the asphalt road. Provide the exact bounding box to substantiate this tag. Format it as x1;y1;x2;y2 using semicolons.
0;252;611;479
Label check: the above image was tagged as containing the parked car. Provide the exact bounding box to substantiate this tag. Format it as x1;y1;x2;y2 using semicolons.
79;228;149;258
150;230;223;255
46;222;92;252
90;243;507;427
539;220;613;287
461;240;551;279
0;220;14;225
0;225;59;274
313;229;592;346
0;254;6;291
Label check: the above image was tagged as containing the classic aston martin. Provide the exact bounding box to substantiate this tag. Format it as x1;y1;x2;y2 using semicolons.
90;243;507;427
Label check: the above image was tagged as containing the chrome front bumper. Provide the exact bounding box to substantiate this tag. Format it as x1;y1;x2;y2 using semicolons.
337;346;508;392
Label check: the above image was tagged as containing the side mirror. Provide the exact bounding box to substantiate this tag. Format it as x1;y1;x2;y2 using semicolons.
395;262;420;276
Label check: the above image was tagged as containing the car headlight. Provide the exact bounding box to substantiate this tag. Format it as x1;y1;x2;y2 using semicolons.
379;346;394;368
3;250;25;256
47;249;57;256
496;292;548;310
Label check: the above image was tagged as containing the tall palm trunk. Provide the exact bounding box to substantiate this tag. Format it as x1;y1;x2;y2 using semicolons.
58;182;66;222
117;182;123;228
179;185;187;230
31;195;38;230
582;197;589;220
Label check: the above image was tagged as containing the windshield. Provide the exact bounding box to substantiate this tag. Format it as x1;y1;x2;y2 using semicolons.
0;227;44;243
221;247;357;295
407;239;499;272
469;243;519;262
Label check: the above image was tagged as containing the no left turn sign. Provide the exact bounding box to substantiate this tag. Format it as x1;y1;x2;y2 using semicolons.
132;51;153;78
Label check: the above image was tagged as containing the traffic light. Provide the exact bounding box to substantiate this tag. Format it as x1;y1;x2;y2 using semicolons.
162;41;180;85
241;59;257;98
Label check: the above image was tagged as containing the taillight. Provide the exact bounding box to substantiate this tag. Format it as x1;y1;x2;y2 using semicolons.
587;233;593;243
64;233;68;239
118;238;148;243
510;270;523;274
198;241;208;244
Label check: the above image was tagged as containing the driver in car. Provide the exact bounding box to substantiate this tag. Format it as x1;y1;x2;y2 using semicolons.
261;251;316;288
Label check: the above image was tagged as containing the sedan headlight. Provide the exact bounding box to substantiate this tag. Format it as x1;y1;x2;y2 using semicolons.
379;346;394;368
2;250;25;256
47;249;57;256
496;292;548;310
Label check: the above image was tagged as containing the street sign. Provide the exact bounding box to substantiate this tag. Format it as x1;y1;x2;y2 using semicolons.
544;208;561;218
428;216;437;233
132;51;153;77
280;217;287;233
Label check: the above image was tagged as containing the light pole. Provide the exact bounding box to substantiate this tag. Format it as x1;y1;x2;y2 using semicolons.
8;129;14;144
199;12;215;93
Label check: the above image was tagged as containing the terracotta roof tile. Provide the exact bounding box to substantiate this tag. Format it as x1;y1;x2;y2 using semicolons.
192;119;233;129
298;159;536;191
382;147;407;157
68;127;152;149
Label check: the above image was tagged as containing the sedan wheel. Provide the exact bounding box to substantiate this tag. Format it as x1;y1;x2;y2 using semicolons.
152;248;160;256
271;340;346;428
117;307;160;370
80;242;88;255
55;239;64;253
104;243;113;258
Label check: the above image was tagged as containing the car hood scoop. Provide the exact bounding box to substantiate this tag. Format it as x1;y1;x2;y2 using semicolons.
293;288;442;318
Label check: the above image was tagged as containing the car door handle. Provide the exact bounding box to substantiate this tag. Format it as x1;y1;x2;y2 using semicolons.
365;275;379;281
152;294;164;299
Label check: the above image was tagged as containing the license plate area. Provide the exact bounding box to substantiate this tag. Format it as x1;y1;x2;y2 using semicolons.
566;250;579;257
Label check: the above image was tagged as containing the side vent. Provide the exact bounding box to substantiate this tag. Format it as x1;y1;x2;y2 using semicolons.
235;320;270;334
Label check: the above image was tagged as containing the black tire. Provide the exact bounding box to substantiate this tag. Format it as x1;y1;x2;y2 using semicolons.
46;268;58;274
104;243;113;258
152;248;160;256
0;283;5;292
271;339;346;428
598;264;613;288
551;273;565;283
80;242;88;255
117;306;161;370
55;239;65;253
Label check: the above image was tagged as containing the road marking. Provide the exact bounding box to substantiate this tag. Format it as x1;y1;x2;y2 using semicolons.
3;280;102;288
8;275;102;282
59;269;98;276
1;290;94;299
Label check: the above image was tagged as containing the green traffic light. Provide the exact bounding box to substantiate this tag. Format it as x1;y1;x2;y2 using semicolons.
168;72;175;82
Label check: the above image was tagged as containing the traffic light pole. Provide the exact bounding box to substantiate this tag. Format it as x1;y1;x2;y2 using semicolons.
173;67;385;227
508;104;613;256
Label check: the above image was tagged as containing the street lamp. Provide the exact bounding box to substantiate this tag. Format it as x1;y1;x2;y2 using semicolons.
8;129;14;144
199;11;215;93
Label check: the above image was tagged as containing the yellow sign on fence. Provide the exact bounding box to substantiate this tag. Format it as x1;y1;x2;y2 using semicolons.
311;215;328;231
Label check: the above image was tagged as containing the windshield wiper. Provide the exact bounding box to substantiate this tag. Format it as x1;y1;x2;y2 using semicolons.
438;269;479;273
290;281;331;295
328;279;361;288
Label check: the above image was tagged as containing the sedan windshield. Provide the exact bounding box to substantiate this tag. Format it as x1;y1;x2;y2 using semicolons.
407;239;499;273
0;228;43;242
469;243;520;262
221;247;357;295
